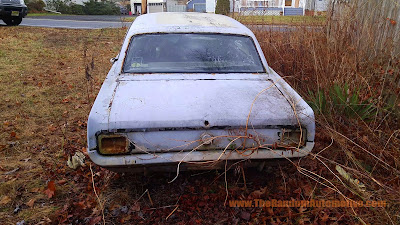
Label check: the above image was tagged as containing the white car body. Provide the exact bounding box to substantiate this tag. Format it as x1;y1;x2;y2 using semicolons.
87;12;315;171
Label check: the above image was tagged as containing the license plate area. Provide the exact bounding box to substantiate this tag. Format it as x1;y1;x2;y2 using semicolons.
126;128;283;153
11;11;19;16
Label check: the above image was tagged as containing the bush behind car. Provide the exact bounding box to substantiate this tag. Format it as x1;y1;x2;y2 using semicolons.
46;0;119;15
25;0;46;13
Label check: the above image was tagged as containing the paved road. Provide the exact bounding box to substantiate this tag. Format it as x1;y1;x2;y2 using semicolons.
0;15;133;29
26;15;136;22
0;15;321;31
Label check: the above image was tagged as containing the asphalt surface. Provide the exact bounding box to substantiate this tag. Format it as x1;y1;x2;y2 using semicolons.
0;15;321;31
0;15;133;29
26;15;135;22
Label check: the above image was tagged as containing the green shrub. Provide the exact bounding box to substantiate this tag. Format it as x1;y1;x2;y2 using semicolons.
330;83;376;121
307;83;377;121
69;3;84;15
45;0;119;15
215;0;230;15
83;0;120;15
307;89;327;114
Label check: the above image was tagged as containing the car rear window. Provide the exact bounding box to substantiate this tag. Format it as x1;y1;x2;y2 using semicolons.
123;33;265;73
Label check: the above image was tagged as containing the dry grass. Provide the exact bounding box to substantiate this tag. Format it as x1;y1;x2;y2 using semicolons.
251;3;400;223
0;7;399;223
0;26;126;224
233;15;326;26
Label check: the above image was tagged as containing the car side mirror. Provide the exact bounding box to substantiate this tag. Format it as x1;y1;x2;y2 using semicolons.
110;57;118;64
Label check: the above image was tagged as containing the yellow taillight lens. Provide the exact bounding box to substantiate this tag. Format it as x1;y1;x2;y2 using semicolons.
98;134;130;155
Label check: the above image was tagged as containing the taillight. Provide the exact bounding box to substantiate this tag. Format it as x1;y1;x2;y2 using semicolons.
98;134;130;155
279;129;306;147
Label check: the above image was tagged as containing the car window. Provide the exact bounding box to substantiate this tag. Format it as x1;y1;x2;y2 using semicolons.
123;33;265;73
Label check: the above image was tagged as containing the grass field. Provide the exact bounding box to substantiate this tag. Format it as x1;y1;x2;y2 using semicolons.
122;17;135;22
0;27;125;223
0;23;398;224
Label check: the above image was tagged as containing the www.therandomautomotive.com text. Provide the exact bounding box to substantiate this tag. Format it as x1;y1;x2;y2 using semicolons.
229;199;387;208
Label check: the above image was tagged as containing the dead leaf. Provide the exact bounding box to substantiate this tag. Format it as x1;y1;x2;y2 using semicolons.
74;201;87;209
26;198;35;208
48;124;57;132
266;207;274;215
0;195;11;205
44;180;56;199
249;187;267;199
302;184;313;197
36;217;51;225
240;211;251;221
89;216;102;225
57;179;67;185
131;202;140;212
10;131;16;138
320;213;329;222
81;147;89;156
31;188;40;193
298;206;306;213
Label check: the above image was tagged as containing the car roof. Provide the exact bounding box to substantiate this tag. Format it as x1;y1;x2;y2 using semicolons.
127;12;253;37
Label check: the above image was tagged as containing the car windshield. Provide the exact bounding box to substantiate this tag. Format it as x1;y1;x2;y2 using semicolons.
123;33;265;73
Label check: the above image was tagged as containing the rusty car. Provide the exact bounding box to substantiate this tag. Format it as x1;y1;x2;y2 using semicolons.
87;12;315;172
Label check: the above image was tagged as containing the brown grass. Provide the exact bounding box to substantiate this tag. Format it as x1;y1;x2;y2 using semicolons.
251;2;400;223
233;15;326;26
0;8;399;223
0;27;126;224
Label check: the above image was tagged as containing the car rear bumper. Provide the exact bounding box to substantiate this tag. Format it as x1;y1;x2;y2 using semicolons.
88;141;314;169
0;4;28;18
104;158;296;173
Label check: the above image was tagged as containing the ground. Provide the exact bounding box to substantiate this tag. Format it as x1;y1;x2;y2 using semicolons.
0;25;398;224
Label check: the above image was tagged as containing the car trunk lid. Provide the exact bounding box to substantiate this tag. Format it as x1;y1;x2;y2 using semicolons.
108;76;298;131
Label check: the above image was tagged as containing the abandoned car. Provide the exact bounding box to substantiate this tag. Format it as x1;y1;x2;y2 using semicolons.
87;12;315;172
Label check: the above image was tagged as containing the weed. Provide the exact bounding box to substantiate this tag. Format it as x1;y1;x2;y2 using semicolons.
330;83;376;121
308;83;377;121
307;89;327;114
